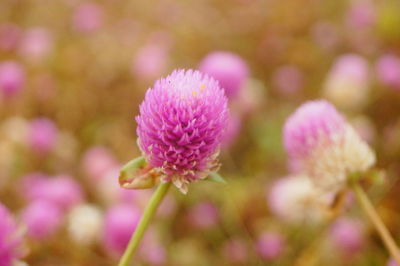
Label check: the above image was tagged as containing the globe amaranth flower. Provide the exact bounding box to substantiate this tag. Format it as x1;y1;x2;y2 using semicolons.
323;54;370;110
268;175;332;224
283;100;376;192
198;51;248;99
136;69;229;193
0;203;24;266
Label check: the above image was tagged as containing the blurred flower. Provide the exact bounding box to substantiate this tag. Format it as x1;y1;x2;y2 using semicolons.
102;204;141;255
0;203;24;266
329;217;365;256
187;201;219;230
272;65;304;95
72;2;104;33
139;229;166;265
27;118;58;155
68;204;103;245
268;175;330;224
81;146;119;181
323;54;370;110
0;23;21;51
256;231;285;261
136;69;229;193
20;201;62;240
21;174;83;211
131;43;169;81
345;1;376;29
376;54;400;90
221;238;248;264
199;51;249;99
221;112;241;148
387;258;399;266
18;28;53;63
283;100;375;192
0;61;25;99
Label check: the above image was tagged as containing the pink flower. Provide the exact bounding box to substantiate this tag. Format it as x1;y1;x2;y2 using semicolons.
81;146;119;181
0;61;25;98
0;203;24;266
20;201;62;240
283;100;375;191
72;3;104;33
27;118;58;155
131;43;169;81
329;217;365;256
323;54;370;110
18;28;53;62
102;204;141;255
199;51;249;99
136;69;229;193
0;23;21;51
21;174;83;211
376;54;400;90
256;231;285;261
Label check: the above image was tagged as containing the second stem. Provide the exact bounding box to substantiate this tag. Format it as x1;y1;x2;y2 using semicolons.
351;181;400;264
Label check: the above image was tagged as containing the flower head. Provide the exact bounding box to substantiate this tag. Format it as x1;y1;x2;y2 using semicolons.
283;100;375;192
329;217;364;256
199;51;248;99
102;204;141;255
0;61;25;98
268;175;331;224
136;69;229;193
323;54;370;110
68;204;103;245
21;200;62;240
256;231;285;261
376;54;400;90
0;203;24;266
28;117;58;155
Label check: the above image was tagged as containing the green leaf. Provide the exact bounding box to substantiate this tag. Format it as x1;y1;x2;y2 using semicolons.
206;172;228;184
119;156;156;189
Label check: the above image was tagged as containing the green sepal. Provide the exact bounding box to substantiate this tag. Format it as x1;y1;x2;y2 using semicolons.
206;172;228;184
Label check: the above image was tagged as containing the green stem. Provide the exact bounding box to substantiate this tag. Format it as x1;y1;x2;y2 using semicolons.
118;182;171;266
351;181;400;264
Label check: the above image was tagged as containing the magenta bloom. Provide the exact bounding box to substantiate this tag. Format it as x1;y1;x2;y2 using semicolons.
376;54;400;90
256;231;285;261
136;69;229;193
102;204;141;255
21;174;83;211
132;43;169;81
0;61;25;98
81;146;119;181
199;51;249;99
72;2;104;33
0;203;23;266
21;201;62;240
283;100;346;159
28;117;58;155
329;217;364;256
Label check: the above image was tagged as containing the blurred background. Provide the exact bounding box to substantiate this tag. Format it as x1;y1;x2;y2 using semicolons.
1;0;400;265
